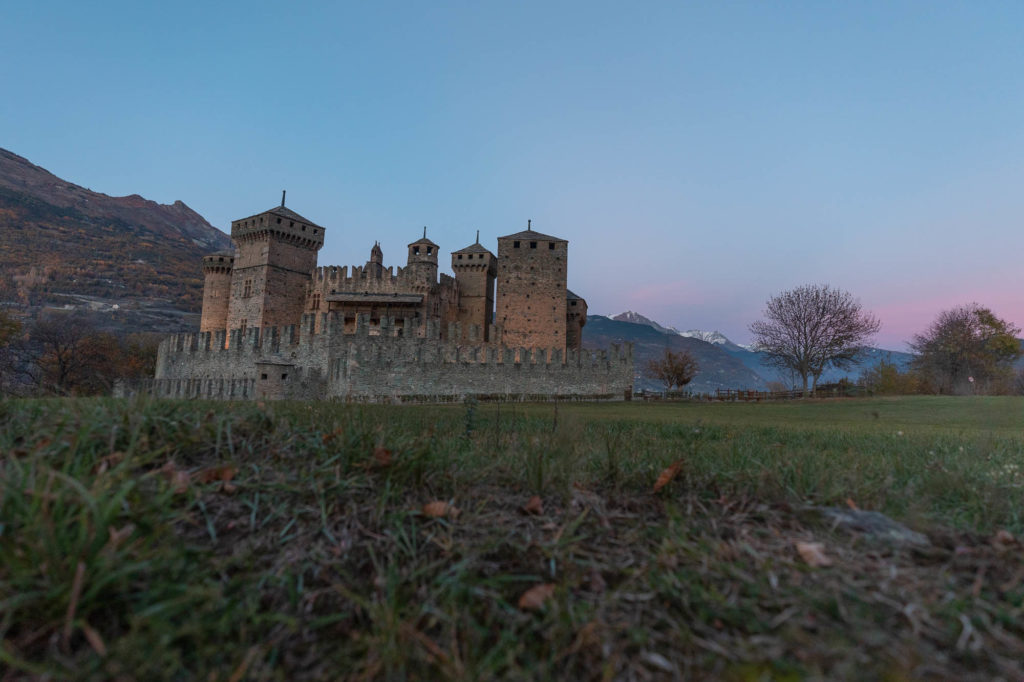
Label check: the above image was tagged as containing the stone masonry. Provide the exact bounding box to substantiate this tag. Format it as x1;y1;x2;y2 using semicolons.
157;198;630;401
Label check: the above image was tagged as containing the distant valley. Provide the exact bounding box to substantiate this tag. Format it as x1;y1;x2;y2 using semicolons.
583;311;913;393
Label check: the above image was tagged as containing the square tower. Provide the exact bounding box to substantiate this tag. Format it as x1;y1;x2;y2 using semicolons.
495;224;568;351
225;203;324;333
452;237;496;341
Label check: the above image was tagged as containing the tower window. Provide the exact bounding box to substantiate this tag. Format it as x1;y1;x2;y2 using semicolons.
243;280;253;297
413;246;420;255
458;254;463;260
513;241;520;248
426;247;432;255
549;243;555;250
290;221;294;227
276;218;281;224
530;241;537;249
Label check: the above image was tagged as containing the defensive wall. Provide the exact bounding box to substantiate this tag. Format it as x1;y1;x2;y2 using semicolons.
154;313;633;402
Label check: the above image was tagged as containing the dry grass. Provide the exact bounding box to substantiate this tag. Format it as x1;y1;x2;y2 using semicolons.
2;397;1023;680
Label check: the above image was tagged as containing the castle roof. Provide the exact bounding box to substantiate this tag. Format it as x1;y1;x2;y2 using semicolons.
452;242;493;255
408;236;439;247
238;205;323;229
498;228;566;242
566;289;584;301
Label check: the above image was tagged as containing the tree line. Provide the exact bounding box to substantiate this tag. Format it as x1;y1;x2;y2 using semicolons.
0;309;160;397
646;284;1021;397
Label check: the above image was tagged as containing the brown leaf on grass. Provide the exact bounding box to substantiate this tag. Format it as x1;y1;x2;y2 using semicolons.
795;541;833;567
322;428;343;444
106;524;135;551
371;447;393;469
92;451;124;475
80;621;107;657
160;462;190;494
422;500;459;519
845;497;859;510
518;583;556;610
992;529;1016;551
521;495;544;515
653;460;684;493
194;465;238;484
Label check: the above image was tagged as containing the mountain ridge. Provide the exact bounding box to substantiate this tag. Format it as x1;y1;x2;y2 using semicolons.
0;147;231;328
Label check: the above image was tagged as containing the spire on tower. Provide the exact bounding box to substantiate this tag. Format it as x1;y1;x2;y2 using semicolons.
423;226;427;238
475;229;480;244
527;219;532;232
281;190;286;207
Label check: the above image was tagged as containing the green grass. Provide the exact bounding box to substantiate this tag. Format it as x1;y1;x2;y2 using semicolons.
2;396;1023;680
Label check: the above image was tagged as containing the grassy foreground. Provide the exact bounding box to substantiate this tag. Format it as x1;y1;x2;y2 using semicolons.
2;396;1024;680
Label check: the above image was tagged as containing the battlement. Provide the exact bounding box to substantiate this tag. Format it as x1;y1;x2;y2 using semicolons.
155;312;632;402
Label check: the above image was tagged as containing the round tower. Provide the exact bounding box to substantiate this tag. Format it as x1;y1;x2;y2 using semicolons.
200;250;234;332
452;231;497;341
405;228;439;286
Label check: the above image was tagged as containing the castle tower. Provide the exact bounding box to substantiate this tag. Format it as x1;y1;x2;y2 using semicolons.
366;242;384;279
495;221;568;351
225;196;324;333
452;231;496;341
405;228;438;286
199;250;234;333
565;290;588;351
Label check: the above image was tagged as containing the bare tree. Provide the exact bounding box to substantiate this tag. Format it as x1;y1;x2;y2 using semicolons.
750;284;880;397
28;313;117;396
645;348;699;392
0;308;25;394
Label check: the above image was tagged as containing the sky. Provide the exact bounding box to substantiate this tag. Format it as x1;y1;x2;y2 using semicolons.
3;1;1023;350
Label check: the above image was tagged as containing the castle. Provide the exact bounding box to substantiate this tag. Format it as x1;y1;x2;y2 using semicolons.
153;197;633;401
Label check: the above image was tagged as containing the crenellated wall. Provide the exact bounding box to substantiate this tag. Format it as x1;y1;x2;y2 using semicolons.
154;313;633;402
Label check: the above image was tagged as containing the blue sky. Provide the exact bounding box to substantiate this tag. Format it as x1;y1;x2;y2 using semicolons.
3;1;1023;348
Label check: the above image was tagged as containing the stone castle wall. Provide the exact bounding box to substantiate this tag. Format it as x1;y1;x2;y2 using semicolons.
154;313;633;402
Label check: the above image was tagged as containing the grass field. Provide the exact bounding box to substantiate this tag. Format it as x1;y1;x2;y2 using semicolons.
2;396;1023;680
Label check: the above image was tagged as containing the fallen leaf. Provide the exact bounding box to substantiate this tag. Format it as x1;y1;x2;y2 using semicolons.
521;495;544;515
422;500;459;518
653;460;684;493
322;428;343;444
160;462;190;494
93;451;124;475
80;621;107;657
195;465;238;484
371;447;392;469
106;524;135;551
222;482;238;495
992;529;1016;550
518;583;556;610
845;497;859;510
795;541;833;567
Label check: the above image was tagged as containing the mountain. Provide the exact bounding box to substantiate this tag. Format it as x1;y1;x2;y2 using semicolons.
0;148;231;331
611;311;746;351
584;315;768;392
594;312;915;391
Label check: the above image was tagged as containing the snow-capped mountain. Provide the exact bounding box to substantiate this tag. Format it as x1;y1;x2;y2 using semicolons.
611;312;746;350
